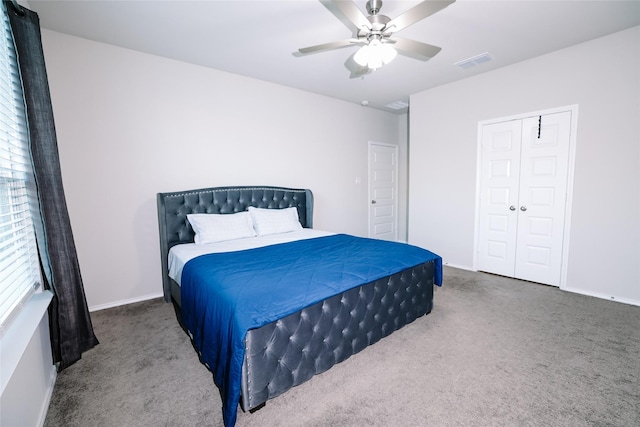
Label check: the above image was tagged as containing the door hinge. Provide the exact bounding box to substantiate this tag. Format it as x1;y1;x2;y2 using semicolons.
537;115;542;139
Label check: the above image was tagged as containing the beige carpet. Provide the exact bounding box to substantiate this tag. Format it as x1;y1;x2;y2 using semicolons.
44;267;640;426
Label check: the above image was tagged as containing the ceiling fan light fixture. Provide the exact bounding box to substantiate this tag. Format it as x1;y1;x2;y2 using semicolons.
379;42;397;64
353;43;371;67
354;38;397;70
366;40;384;69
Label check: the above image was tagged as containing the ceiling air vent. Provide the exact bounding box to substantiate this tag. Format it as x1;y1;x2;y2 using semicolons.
455;52;493;70
385;100;409;110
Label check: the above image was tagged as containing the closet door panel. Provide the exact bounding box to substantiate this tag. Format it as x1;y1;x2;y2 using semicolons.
477;120;522;277
515;111;572;285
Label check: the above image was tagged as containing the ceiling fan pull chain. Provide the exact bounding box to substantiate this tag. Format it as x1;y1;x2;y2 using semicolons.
538;115;542;139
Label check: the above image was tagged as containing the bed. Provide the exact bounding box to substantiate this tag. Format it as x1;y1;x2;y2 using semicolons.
156;186;442;426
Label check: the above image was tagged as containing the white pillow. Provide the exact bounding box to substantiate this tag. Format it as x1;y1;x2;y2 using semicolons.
187;211;256;244
248;206;303;236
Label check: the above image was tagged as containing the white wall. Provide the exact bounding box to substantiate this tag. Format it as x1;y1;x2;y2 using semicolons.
409;26;640;305
1;293;56;427
40;30;403;310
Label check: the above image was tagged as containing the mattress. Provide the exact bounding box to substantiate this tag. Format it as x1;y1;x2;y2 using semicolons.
168;229;335;285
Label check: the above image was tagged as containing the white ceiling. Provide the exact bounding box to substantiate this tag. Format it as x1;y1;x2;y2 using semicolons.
25;0;640;113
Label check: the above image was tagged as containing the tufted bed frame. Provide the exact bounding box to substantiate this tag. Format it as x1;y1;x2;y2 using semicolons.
156;186;437;415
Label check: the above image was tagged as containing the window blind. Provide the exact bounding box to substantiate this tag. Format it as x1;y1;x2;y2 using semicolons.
0;2;41;332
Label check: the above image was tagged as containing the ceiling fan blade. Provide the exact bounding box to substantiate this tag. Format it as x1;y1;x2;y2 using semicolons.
320;0;372;34
384;0;455;34
392;37;442;61
296;39;360;56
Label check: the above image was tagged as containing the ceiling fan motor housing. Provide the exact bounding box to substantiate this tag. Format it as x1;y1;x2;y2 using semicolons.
366;0;383;15
360;0;391;42
366;14;390;30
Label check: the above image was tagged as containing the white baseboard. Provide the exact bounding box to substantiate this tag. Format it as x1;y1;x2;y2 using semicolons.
562;286;640;307
89;292;164;312
442;262;474;272
442;266;639;306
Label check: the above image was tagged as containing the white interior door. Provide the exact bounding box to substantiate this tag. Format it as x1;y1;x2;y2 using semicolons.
368;142;398;241
477;119;522;277
515;112;571;285
477;110;572;286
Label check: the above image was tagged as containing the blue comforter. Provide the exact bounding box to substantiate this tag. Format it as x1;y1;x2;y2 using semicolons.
181;234;442;426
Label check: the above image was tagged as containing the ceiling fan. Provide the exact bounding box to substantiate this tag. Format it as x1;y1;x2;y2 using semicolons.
296;0;455;76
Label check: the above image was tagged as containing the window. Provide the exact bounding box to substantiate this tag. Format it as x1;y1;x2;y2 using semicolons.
0;2;42;333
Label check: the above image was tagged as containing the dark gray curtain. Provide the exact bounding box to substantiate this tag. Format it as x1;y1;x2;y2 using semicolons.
6;1;98;370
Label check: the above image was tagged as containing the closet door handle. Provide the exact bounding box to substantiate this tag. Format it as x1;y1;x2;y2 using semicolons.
520;206;527;212
509;205;516;211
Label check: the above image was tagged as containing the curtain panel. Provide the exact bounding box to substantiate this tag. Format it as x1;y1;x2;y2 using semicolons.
6;0;98;370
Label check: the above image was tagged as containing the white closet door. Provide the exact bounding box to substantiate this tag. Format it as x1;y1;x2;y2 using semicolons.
476;119;522;277
515;111;571;285
477;111;572;286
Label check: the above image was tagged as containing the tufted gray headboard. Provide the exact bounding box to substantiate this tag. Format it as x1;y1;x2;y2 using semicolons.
156;186;314;303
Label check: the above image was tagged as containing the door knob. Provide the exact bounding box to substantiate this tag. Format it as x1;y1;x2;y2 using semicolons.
509;205;516;211
520;206;527;212
371;200;377;204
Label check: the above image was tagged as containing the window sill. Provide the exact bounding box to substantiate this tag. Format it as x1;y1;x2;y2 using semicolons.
0;291;54;395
